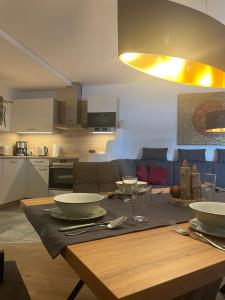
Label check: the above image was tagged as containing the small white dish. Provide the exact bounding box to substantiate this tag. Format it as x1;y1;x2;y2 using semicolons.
50;206;107;221
189;202;225;229
53;193;104;217
189;218;225;238
116;180;147;192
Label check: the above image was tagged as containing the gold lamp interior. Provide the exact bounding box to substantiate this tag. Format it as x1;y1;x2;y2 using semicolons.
206;128;225;133
119;53;225;88
118;0;225;88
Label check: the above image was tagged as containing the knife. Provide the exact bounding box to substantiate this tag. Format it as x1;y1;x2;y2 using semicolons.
59;221;110;232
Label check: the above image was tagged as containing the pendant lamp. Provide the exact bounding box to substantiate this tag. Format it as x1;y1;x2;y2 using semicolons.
118;0;225;88
205;110;225;132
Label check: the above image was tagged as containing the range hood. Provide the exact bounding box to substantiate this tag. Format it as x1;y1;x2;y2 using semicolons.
54;82;87;130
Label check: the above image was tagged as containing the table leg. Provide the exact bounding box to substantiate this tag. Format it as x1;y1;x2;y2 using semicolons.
173;278;222;300
67;279;84;300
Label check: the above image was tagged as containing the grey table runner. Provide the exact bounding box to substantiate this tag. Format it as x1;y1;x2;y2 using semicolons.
23;193;197;258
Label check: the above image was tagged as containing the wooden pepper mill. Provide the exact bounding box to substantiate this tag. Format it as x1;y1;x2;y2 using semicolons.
180;160;191;199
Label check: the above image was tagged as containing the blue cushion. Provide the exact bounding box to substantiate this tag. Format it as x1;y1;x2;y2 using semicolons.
212;163;225;187
178;149;206;162
142;148;168;161
216;149;225;162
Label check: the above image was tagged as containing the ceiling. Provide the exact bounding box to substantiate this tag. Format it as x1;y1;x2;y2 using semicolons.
0;0;224;89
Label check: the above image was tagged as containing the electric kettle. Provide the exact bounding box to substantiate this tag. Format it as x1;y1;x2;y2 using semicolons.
38;145;48;156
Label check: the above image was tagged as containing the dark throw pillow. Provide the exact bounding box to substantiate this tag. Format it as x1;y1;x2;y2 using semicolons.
142;148;168;161
148;164;169;185
217;149;225;162
178;149;206;162
136;163;148;182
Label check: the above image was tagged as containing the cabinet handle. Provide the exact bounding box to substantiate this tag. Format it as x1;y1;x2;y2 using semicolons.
10;160;18;163
38;168;48;171
27;128;36;131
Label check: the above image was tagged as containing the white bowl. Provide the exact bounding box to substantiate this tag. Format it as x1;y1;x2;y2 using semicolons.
53;193;104;217
116;180;147;192
189;202;225;229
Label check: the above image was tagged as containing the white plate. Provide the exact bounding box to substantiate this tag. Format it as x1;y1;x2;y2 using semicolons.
189;218;225;238
49;206;107;221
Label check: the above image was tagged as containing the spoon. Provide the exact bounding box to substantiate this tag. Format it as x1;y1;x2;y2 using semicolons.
65;216;127;236
170;220;225;251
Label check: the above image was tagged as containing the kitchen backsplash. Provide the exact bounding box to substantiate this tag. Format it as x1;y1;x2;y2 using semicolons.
0;132;19;147
0;130;115;160
19;129;115;161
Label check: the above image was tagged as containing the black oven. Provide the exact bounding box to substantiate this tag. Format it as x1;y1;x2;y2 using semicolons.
49;162;74;190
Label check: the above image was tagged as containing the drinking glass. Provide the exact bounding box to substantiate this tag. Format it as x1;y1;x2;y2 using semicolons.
122;176;137;203
132;186;151;223
202;173;216;201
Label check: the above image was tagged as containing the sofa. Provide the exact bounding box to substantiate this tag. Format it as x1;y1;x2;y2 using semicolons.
73;148;225;192
115;148;225;188
74;161;120;193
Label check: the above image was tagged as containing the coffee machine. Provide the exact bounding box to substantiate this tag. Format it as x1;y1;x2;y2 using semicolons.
15;141;27;156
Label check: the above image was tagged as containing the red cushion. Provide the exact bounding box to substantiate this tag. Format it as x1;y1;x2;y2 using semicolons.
136;163;148;182
148;164;169;185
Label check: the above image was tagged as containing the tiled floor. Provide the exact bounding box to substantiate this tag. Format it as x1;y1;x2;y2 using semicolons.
0;203;40;243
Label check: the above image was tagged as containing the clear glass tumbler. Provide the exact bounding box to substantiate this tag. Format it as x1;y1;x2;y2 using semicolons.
202;173;216;201
132;186;151;223
122;176;138;203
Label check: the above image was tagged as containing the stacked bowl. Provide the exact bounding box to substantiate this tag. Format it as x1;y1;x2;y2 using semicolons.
189;202;225;237
116;180;147;193
53;193;104;219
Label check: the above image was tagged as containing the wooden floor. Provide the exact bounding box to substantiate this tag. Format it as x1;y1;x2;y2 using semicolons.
1;242;225;300
1;243;98;300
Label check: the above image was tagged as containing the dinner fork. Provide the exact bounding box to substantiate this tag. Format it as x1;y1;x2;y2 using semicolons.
170;220;225;251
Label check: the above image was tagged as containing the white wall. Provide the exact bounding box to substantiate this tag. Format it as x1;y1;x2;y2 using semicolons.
0;84;12;100
82;77;224;161
0;83;19;147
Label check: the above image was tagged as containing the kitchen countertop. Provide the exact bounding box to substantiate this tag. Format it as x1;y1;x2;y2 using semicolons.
0;156;79;160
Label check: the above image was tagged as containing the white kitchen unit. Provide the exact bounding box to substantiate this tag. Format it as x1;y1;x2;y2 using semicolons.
27;159;49;198
1;159;26;204
11;98;57;133
0;100;11;131
87;96;119;113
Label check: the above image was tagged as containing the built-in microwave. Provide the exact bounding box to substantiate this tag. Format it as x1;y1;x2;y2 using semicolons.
87;112;116;132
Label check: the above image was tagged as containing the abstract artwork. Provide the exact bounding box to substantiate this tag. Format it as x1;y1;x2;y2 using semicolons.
178;92;225;145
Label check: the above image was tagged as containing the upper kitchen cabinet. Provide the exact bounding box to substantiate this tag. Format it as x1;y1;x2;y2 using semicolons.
0;98;11;131
11;98;58;133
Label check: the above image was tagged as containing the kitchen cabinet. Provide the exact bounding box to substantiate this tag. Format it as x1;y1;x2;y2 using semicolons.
11;98;57;133
27;159;49;198
1;159;26;204
12;115;53;133
0;101;11;132
87;96;119;113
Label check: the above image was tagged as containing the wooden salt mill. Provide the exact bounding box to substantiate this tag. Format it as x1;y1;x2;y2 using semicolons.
191;164;202;200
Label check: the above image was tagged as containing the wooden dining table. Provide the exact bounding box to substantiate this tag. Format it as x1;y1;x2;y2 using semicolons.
21;197;225;300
